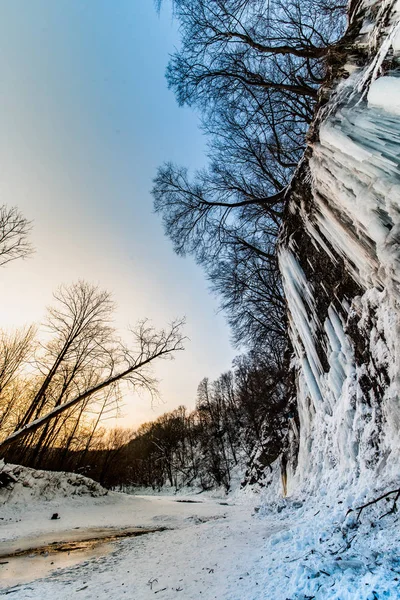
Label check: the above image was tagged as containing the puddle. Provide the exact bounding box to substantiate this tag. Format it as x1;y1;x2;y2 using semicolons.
0;527;165;590
0;526;165;559
0;539;113;589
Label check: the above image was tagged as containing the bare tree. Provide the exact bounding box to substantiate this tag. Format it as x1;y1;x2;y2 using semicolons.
16;281;117;430
165;0;345;107
0;326;36;432
0;313;185;450
153;0;347;355
0;205;33;267
0;326;36;396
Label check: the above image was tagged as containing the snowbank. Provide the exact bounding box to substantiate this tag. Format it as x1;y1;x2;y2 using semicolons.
258;488;400;600
0;461;107;505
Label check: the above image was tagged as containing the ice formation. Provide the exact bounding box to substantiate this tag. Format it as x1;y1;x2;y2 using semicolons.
279;0;400;496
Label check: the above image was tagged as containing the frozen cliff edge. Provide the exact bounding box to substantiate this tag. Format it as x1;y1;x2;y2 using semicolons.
279;0;400;497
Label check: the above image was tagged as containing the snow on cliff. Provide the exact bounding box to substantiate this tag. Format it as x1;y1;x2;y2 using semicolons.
279;0;400;497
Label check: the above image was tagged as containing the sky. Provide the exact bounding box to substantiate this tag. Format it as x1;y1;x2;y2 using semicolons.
0;0;235;428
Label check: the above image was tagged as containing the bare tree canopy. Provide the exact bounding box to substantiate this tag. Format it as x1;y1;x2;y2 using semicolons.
0;205;33;267
153;0;347;351
17;280;117;430
163;0;345;106
0;326;37;434
0;281;185;452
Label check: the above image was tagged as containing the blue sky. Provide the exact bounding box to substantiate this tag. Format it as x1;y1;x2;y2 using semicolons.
0;0;235;427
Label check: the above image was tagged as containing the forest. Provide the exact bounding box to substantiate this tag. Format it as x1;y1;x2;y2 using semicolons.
0;0;348;488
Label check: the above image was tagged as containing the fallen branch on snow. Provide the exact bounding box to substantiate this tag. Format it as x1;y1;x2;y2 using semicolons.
346;488;400;522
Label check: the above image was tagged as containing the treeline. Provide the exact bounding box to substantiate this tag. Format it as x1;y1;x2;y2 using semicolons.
5;349;294;491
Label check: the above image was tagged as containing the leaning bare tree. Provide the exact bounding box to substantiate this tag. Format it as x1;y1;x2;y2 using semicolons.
0;280;185;455
16;281;117;431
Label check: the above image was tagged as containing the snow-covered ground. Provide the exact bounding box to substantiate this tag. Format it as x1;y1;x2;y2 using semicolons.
1;464;400;599
0;465;276;599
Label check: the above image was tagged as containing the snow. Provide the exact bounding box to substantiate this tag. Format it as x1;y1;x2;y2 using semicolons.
0;465;274;599
0;461;107;504
1;466;400;599
368;77;400;115
260;494;400;600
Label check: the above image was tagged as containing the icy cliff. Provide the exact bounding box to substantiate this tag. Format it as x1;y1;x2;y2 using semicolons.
280;0;400;496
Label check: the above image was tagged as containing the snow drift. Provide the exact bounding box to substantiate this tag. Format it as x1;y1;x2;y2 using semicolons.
0;460;107;505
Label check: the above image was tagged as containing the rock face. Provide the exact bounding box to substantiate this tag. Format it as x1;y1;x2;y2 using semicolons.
280;0;400;495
